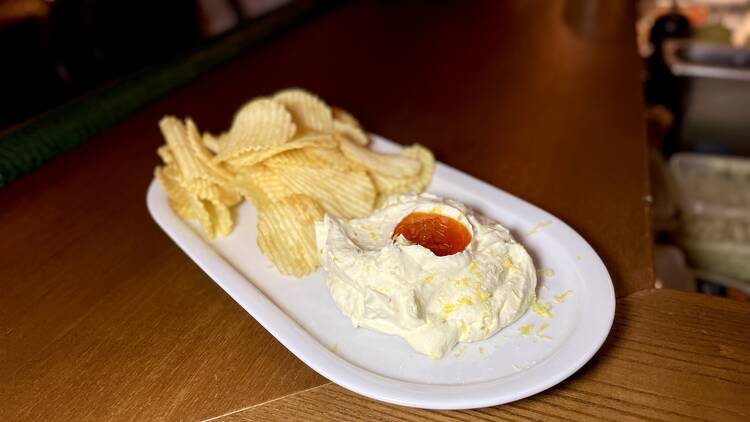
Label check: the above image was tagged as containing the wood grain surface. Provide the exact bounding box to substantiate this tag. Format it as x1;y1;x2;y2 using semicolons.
3;1;746;421
217;289;750;422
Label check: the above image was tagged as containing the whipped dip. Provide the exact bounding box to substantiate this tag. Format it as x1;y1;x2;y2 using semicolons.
315;193;536;359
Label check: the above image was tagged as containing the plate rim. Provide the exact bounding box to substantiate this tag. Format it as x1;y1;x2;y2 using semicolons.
146;134;616;410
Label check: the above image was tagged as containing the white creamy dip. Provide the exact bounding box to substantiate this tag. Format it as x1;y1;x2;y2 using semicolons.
315;193;536;359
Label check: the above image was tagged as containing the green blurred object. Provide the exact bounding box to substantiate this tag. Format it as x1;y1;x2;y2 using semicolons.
0;0;330;187
694;23;732;45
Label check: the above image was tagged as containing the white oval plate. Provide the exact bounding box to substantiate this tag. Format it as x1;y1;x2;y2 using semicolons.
146;134;615;409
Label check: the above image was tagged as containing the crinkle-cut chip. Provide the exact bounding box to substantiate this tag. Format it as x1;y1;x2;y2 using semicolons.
273;89;333;134
334;121;370;146
370;171;414;194
331;106;360;127
160;117;240;207
303;147;364;172
206;200;233;237
264;148;320;169
160;116;206;183
339;137;421;177
217;98;296;160
369;144;435;196
215;186;243;207
263;146;362;173
188;178;242;206
401;143;435;191
156;165;192;219
156;166;220;239
202;132;223;154
157;145;174;164
184;119;235;183
332;107;369;145
274;166;375;219
160;117;235;188
221;134;336;168
232;164;294;209
256;194;323;277
231;173;273;211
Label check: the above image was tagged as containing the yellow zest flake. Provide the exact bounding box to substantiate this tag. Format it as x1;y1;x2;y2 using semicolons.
443;303;458;317
530;295;553;319
442;296;474;318
450;277;470;288
474;288;490;302
536;323;552;341
460;320;468;335
470;261;481;277
453;345;467;358
365;263;373;273
368;230;377;242
429;352;440;360
575;255;581;261
422;274;435;284
518;324;534;337
526;220;552;236
376;287;389;294
502;256;519;272
330;344;338;353
430;205;442;213
554;290;573;303
536;268;554;278
512;364;521;371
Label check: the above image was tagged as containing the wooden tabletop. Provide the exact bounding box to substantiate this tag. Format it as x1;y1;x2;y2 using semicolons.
2;1;748;421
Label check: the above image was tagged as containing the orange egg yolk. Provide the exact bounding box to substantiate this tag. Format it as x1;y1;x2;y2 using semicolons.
392;212;471;256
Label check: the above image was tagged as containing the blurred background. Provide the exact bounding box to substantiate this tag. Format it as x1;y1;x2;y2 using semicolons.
638;0;750;302
0;0;292;130
0;0;748;299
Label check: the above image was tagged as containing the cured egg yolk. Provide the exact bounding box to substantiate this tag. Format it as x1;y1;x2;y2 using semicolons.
392;212;471;256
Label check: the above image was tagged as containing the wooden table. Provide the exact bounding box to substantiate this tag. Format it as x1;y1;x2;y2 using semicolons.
2;1;748;420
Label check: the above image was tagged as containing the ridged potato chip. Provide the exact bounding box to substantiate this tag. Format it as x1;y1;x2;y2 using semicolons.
202;132;223;154
334;121;370;146
155;165;228;239
221;134;336;169
402;144;435;191
273;89;334;135
157;145;174;164
339;137;421;177
304;147;364;172
234;164;294;205
331;106;369;145
273;166;375;219
257;194;324;277
331;107;359;127
371;144;435;207
206;200;233;238
217;98;297;160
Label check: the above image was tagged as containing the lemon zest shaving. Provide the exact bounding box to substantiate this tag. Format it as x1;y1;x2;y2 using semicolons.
554;290;573;303
531;295;553;319
518;324;534;336
526;220;552;236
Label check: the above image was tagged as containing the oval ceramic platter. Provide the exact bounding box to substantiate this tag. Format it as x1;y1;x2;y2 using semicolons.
146;134;615;410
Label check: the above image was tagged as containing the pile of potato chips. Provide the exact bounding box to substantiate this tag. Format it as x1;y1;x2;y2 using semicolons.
155;89;434;276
